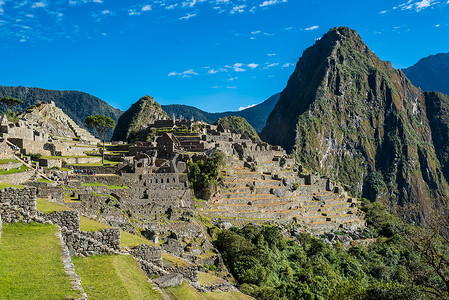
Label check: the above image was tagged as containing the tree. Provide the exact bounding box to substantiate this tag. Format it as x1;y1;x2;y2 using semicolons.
1;96;23;123
84;115;115;165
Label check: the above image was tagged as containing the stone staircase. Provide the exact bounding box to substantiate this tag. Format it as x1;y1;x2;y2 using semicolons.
65;116;100;145
204;159;365;234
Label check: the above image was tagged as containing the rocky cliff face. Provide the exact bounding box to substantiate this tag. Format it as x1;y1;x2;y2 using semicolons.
261;27;449;221
111;95;169;142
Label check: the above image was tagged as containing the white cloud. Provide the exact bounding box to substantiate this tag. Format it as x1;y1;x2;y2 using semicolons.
208;69;219;74
400;0;437;11
282;62;294;68
267;53;276;56
230;4;245;13
165;4;178;9
128;9;140;16
239;104;256;111
179;13;197;20
228;77;238;81
305;25;319;31
265;62;279;68
102;10;112;15
435;24;441;27
379;10;387;14
142;5;152;11
231;63;246;72
251;30;261;35
247;63;259;69
168;69;198;77
31;2;46;8
260;0;287;7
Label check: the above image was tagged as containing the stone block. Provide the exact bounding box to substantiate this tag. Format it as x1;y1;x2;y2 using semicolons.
154;273;183;288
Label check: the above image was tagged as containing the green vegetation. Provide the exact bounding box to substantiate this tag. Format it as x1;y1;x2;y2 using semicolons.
162;253;193;267
1;96;23;123
0;159;19;164
188;151;225;199
38;178;53;183
215;116;261;141
80;216;111;232
120;231;158;248
36;198;69;213
0;183;25;189
85;115;116;164
0;222;80;299
165;281;204;300
214;200;449;300
0;165;30;175
198;271;225;285
112;95;169;142
81;182;129;189
202;291;254;300
73;254;162;300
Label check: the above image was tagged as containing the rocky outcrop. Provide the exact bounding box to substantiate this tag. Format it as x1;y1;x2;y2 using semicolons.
215;116;260;141
261;27;449;222
112;95;169;142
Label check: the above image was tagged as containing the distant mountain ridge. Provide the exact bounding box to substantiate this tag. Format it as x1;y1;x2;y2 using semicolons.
162;93;280;133
403;52;449;95
0;85;123;140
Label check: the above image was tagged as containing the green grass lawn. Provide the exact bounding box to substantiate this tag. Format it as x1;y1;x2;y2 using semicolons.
73;255;162;300
0;222;81;299
201;291;254;300
36;198;69;213
38;178;53;183
81;183;130;189
0;165;31;175
0;159;19;164
120;231;158;248
198;272;225;286
80;216;111;232
0;183;25;189
166;281;205;300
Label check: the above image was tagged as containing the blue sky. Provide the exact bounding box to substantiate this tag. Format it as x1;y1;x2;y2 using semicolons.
0;0;448;112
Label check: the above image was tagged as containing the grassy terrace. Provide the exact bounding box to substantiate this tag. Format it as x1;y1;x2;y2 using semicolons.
0;165;31;175
73;255;162;300
202;291;254;300
0;183;25;189
81;182;130;189
0;159;19;164
165;281;204;300
0;222;81;299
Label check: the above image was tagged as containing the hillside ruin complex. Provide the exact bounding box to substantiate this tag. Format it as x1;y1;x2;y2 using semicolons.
0;100;367;296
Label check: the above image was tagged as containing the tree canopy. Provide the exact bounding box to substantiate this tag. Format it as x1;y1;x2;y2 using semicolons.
85;115;115;139
0;96;23;107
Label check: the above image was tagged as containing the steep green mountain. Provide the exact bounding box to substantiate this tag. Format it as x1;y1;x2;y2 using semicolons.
162;93;280;133
215;116;261;141
0;85;123;140
261;27;449;221
403;52;449;95
111;95;169;142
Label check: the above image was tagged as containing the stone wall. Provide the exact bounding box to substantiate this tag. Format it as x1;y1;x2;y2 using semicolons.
72;165;119;175
0;169;34;185
63;228;121;257
164;266;198;283
0;162;22;170
0;214;2;238
40;210;79;231
36;186;65;204
0;187;37;223
75;175;125;186
130;244;163;267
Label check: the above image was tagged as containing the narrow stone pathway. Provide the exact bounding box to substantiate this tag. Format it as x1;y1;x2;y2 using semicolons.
56;229;88;300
